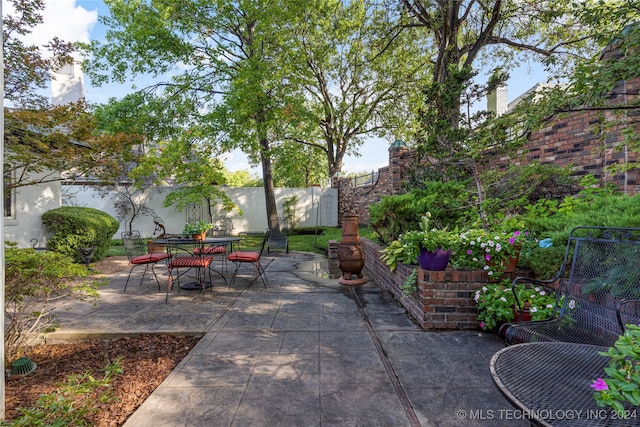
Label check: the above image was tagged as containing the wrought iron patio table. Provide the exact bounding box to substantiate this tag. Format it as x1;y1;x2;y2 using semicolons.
490;342;640;426
153;237;240;291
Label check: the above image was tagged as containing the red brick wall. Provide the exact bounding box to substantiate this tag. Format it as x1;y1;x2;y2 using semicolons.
361;238;528;330
491;98;640;194
335;41;640;224
334;146;416;224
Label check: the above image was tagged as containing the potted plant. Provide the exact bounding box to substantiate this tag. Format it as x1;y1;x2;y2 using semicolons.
183;220;214;241
380;213;457;271
457;228;528;277
474;281;562;331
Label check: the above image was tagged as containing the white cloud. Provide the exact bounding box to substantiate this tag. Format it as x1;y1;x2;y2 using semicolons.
3;0;97;47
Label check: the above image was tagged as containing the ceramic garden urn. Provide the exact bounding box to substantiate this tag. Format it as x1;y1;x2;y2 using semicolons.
337;213;367;285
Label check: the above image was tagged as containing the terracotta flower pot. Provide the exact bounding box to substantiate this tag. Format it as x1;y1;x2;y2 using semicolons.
486;250;520;273
192;232;206;241
513;306;531;322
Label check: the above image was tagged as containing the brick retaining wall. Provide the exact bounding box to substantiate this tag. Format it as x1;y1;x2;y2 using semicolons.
334;41;640;225
361;238;528;330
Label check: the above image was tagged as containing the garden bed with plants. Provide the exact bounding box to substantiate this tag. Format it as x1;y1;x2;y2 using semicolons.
3;256;200;426
5;334;199;426
366;176;640;332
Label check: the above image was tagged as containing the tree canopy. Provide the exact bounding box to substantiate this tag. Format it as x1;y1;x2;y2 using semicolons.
3;0;138;194
80;0;640;221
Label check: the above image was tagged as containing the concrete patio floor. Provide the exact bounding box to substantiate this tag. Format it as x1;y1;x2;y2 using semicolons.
49;250;526;426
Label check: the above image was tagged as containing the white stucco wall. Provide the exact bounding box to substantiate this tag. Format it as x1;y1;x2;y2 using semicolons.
5;183;337;247
63;185;338;239
4;172;61;248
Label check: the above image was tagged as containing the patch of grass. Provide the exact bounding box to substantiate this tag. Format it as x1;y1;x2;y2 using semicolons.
106;239;126;257
289;226;376;254
106;226;377;257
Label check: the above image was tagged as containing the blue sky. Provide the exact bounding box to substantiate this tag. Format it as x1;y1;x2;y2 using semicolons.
11;0;549;176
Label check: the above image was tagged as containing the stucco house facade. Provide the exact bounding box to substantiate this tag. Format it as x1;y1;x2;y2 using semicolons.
3;61;83;248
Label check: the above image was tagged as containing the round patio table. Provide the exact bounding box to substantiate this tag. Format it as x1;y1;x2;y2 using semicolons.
153;236;240;290
490;342;640;426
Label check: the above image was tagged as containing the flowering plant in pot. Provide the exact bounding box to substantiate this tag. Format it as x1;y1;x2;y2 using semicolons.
474;281;563;331
183;220;214;240
380;213;457;271
457;228;528;277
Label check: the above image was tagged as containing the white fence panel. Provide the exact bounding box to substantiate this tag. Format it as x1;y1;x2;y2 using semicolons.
63;185;338;239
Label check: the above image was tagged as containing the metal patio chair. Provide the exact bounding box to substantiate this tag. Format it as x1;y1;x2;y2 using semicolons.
227;230;270;288
499;226;640;346
122;230;172;292
166;238;215;302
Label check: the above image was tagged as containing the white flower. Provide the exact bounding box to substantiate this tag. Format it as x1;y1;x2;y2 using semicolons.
500;296;507;302
488;271;493;276
546;304;553;308
539;290;546;296
482;286;488;291
495;243;502;251
483;265;489;271
530;307;538;313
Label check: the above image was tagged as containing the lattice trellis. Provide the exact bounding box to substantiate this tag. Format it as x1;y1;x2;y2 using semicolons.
185;203;203;224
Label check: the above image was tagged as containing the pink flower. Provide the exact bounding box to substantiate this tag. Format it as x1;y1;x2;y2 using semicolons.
467;250;473;255
591;378;609;391
485;254;491;261
509;237;515;245
479;322;485;329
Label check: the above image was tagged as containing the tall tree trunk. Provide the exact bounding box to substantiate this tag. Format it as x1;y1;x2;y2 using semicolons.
257;115;279;233
261;143;278;232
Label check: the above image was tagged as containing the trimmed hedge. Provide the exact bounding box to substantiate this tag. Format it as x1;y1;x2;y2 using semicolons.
42;207;120;263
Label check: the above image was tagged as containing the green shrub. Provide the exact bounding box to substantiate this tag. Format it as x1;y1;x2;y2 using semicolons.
520;192;640;278
42;207;120;263
369;180;471;245
479;163;574;220
4;247;101;364
369;193;423;244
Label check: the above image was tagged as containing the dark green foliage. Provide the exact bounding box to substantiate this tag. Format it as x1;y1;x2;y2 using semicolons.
369;180;471;244
520;193;640;278
480;164;575;220
369;193;422;244
409;180;474;227
289;227;325;236
42;207;120;263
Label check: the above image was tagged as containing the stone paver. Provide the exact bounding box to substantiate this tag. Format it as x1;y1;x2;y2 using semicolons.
50;251;525;426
